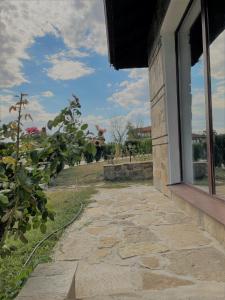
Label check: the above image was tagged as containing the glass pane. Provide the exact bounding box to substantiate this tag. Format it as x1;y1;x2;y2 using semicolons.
190;15;209;191
208;1;225;197
178;2;209;192
191;56;208;191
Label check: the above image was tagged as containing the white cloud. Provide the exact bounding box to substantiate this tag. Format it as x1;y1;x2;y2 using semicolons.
0;0;106;88
46;59;94;80
83;102;150;141
0;94;56;129
210;31;225;80
83;114;110;128
41;90;54;97
191;80;225;133
108;68;149;108
2;89;14;94
212;81;225;109
47;49;89;61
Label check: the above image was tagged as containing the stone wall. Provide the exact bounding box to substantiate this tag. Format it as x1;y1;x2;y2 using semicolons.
148;39;169;196
104;161;153;181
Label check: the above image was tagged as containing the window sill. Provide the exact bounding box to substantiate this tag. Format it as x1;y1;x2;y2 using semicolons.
169;183;225;226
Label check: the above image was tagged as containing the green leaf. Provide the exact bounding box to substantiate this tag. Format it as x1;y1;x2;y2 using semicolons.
15;210;23;220
33;221;39;229
76;130;83;139
17;169;33;193
1;210;12;223
30;150;39;164
0;165;5;174
0;194;8;205
19;233;28;244
48;211;55;221
40;223;47;234
81;123;88;130
36;190;45;198
26;223;31;231
86;143;97;156
0;173;8;181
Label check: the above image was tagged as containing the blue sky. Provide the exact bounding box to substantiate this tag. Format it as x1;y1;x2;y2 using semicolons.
0;0;224;139
0;0;150;141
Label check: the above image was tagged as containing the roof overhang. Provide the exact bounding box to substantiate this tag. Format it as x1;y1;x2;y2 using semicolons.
104;0;170;70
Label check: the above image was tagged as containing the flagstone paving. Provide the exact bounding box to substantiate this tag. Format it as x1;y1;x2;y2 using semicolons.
17;185;225;299
52;185;225;299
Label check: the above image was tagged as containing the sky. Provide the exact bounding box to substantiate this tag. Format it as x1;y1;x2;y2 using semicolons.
191;30;225;134
0;0;224;141
0;0;150;141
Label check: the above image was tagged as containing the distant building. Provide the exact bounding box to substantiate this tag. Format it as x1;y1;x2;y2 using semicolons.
133;126;152;139
192;133;206;144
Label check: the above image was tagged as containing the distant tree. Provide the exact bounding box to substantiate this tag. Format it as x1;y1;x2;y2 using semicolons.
110;118;127;144
214;134;225;167
193;142;207;162
126;122;137;140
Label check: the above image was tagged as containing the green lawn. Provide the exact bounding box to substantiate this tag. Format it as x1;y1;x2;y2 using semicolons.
54;162;104;186
0;184;96;300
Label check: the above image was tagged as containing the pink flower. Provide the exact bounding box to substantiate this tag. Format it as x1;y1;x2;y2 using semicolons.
26;127;40;135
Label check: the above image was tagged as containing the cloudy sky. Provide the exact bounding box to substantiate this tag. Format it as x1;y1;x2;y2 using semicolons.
191;30;225;134
0;0;150;141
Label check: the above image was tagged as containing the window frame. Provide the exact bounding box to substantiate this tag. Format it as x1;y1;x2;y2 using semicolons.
175;0;219;197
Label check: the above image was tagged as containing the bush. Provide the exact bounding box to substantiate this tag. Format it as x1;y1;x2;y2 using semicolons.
214;134;225;167
0;94;95;254
125;138;152;156
192;142;207;161
138;138;152;154
102;143;115;160
95;145;103;162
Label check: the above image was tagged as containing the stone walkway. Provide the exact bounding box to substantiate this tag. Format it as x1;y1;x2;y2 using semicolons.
53;185;225;299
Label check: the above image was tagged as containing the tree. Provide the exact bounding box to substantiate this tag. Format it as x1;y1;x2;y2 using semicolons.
110;117;127;144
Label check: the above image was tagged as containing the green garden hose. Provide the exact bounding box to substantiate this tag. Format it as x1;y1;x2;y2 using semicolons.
21;202;84;270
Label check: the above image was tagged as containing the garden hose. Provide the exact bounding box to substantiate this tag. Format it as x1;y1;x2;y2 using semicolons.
21;202;84;270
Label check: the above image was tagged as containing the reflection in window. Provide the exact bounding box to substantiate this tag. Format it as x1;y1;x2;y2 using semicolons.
191;60;208;190
190;15;208;191
178;3;209;192
208;0;225;197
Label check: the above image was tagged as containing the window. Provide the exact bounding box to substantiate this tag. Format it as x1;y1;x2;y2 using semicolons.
177;0;225;197
208;1;225;197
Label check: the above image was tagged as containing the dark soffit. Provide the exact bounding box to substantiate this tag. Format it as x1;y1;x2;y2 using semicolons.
104;0;170;70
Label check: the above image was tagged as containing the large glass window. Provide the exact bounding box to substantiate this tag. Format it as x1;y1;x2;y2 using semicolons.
208;1;225;197
177;0;209;192
177;0;225;197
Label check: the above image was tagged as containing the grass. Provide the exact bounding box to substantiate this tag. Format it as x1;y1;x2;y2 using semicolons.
0;184;96;300
54;162;104;187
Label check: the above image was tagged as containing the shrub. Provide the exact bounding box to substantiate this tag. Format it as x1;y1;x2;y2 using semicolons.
102;143;116;160
192;142;207;161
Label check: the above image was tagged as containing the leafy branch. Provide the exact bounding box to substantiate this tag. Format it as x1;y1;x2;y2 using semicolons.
0;93;95;256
